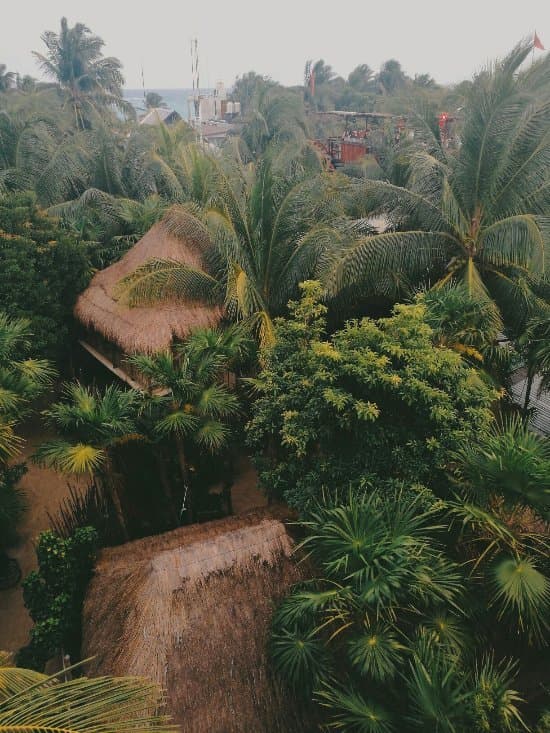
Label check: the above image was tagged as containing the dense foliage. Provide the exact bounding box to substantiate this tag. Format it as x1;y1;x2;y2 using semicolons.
2;20;550;730
247;282;496;510
18;527;98;670
271;488;548;732
0;310;54;584
0;192;91;361
330;42;550;335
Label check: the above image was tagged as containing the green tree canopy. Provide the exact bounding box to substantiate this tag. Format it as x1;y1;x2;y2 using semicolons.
145;91;165;109
247;281;497;510
33;16;134;128
0;192;91;361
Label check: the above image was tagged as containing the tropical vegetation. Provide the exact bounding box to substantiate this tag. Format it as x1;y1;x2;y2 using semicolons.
329;42;550;336
247;281;496;510
0;312;54;586
0;653;175;732
271;488;548;732
1;19;549;731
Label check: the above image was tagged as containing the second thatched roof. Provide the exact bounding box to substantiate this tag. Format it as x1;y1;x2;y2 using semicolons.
82;509;313;733
74;221;223;354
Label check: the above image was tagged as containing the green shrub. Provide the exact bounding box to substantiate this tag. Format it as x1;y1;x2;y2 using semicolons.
18;526;98;671
0;192;91;363
247;281;497;511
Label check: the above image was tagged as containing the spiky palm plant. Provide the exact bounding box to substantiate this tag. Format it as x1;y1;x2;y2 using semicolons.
272;490;533;731
34;383;141;538
420;283;503;364
0;312;55;461
33;17;134;129
128;326;245;522
0;654;175;733
453;415;550;519
0;313;54;584
116;143;353;345
328;41;550;333
491;555;549;646
271;490;466;728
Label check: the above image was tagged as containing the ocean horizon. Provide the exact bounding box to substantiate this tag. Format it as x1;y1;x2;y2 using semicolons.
124;88;215;118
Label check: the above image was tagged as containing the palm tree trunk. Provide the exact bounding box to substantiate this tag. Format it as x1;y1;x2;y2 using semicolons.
102;456;129;541
175;437;194;524
156;448;178;525
522;370;535;421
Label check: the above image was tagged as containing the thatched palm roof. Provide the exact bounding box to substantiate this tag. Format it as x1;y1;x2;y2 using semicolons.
82;509;312;733
74;221;223;354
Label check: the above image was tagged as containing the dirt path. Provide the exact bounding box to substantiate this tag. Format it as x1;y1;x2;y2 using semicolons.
0;426;77;654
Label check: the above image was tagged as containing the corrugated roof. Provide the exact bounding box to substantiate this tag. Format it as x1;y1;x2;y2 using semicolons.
509;372;550;435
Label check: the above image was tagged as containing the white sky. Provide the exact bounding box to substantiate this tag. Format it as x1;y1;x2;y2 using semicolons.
2;0;549;89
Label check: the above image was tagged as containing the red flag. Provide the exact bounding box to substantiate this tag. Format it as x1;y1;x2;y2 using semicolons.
534;32;545;51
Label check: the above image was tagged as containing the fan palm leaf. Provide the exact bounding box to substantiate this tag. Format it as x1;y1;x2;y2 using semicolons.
491;555;549;645
316;685;394;733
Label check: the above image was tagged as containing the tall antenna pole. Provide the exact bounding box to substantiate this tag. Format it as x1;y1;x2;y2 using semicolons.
141;66;146;106
190;38;202;144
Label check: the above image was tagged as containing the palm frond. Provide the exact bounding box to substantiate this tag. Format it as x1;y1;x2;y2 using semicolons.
0;663;175;733
115;258;219;307
491;555;549;645
316;684;394;733
326;231;452;298
34;440;105;475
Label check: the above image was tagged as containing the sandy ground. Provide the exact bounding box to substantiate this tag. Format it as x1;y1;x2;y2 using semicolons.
0;425;265;655
0;425;77;655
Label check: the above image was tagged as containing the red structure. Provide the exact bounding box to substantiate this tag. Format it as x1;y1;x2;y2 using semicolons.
313;111;406;168
438;112;456;147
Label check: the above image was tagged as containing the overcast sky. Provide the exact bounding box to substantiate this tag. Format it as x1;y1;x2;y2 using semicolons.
3;0;549;89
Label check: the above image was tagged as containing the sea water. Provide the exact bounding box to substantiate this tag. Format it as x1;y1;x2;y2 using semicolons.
124;89;214;119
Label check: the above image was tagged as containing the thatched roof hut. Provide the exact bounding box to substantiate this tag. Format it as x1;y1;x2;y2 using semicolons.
74;221;223;356
82;509;313;733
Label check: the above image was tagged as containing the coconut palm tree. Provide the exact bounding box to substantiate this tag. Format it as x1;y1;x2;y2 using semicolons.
329;41;550;333
238;86;309;159
33;17;134;129
34;383;141;538
0;653;175;733
0;100;89;202
116;143;353;345
0;64;15;93
128;326;246;523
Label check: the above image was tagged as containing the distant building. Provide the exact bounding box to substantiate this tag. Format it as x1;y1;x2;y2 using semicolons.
139;107;182;126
